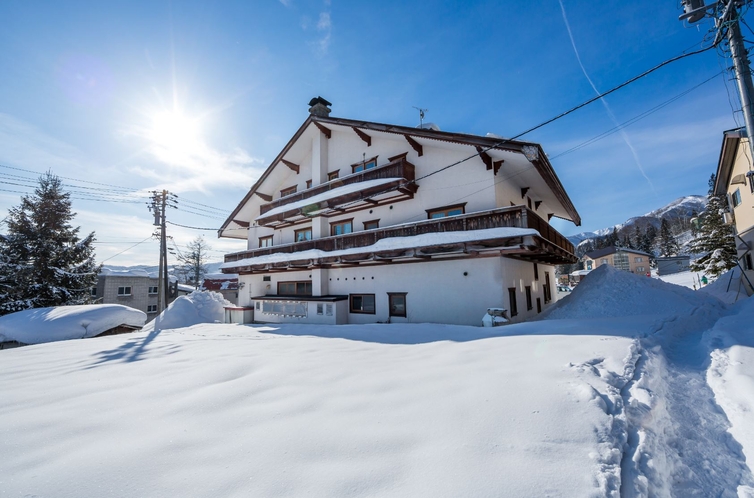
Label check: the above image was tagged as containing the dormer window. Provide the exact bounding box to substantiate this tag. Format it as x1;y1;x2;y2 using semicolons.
352;156;378;173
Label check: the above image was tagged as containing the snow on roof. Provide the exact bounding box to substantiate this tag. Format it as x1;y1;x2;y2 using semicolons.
177;283;196;293
142;291;232;333
544;265;725;320
257;178;401;220
221;227;539;270
0;304;146;345
570;269;591;276
204;273;238;280
100;268;151;278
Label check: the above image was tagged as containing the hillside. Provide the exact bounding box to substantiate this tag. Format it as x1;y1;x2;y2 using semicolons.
568;195;707;254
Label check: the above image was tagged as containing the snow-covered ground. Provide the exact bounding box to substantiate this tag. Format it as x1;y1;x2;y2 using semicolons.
1;266;753;496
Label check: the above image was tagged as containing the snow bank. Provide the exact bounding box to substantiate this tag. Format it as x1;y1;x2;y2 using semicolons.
700;266;753;304
0;304;146;345
706;296;754;484
543;264;723;320
142;291;231;332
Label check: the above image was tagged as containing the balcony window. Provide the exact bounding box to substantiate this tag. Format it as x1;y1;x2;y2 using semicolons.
278;281;313;296
427;203;466;219
388;293;407;317
350;294;375;314
328;171;340;181
280;185;297;198
363;219;379;230
117;286;132;296
294;227;312;242
352;157;378;173
259;236;273;248
331;219;353;236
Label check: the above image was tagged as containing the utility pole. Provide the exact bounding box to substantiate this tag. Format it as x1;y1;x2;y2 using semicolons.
681;0;754;158
150;190;170;314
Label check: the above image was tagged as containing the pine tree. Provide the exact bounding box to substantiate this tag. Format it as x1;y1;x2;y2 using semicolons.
658;218;680;257
0;173;100;314
688;174;737;278
633;225;642;249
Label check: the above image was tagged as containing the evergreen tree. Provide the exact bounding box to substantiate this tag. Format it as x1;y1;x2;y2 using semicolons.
638;225;657;265
658;218;680;257
633;225;642;249
688;174;737;278
0;173;99;314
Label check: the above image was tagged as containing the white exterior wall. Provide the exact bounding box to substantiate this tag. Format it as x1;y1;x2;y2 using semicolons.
238;257;557;326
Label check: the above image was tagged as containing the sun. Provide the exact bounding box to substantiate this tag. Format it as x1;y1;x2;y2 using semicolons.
148;109;203;162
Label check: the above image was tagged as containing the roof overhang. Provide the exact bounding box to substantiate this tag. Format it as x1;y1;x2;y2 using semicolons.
714;128;746;196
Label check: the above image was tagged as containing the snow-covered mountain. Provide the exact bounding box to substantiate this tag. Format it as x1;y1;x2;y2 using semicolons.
568;195;707;250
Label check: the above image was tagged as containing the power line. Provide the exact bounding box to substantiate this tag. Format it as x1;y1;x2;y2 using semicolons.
167;220;219;231
99;235;156;263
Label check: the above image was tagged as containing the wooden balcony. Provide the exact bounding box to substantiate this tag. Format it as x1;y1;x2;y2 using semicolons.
224;205;576;272
258;157;416;223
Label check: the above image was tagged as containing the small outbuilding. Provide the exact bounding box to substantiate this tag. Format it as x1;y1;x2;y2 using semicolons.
656;255;691;276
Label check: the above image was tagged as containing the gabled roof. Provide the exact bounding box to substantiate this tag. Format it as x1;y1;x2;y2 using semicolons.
220;114;581;237
714;127;747;196
583;246;651;259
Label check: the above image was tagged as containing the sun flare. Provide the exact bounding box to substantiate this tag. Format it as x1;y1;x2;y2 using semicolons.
146;109;204;164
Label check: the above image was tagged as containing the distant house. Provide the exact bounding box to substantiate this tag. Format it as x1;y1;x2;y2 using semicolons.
714;128;754;290
217;97;580;326
92;269;178;320
656;255;690;276
200;273;239;305
582;246;651;275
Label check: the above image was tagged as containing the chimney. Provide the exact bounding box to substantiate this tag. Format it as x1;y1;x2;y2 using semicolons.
308;96;332;117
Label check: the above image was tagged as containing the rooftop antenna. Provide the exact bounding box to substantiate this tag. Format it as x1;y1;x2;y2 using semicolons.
413;106;428;127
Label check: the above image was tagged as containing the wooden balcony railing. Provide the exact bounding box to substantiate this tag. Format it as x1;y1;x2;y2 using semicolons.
259;158;416;216
224;205;575;265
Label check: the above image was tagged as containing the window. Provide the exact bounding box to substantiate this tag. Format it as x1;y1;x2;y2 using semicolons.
306;179;312;189
508;288;518;317
635;257;643;263
536;297;542;313
90;287;97;297
363;219;379;230
388;293;407;317
117;286;132;296
733;189;742;208
262;301;307;317
277;281;312;296
352;157;378;173
637;266;645;272
147;305;158;313
525;286;532;311
280;185;297;197
148;286;158;295
601;258;608;264
544;272;552;304
586;260;593;271
350;294;376;314
745;253;753;271
328;171;340;181
331;219;353;236
427;203;466;219
533;263;539;280
255;301;261;310
326;304;333;316
259;236;273;248
317;303;324;315
527;197;532;210
294;228;312;242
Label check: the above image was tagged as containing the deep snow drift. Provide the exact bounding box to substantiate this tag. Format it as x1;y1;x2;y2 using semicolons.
1;268;753;497
141;290;231;332
0;304;146;344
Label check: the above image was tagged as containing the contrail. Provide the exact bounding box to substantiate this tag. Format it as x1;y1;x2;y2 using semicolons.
558;0;657;196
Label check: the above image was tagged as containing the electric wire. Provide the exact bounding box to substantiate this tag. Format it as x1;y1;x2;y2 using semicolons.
100;235;156;263
166;220;220;231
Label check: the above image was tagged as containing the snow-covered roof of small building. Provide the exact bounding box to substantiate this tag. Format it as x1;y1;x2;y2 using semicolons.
100;268;151;278
584;246;652;260
0;304;146;345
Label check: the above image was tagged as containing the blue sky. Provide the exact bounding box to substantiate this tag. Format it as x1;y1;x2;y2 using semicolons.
0;0;745;266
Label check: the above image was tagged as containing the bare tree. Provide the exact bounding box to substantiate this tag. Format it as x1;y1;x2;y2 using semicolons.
178;236;211;289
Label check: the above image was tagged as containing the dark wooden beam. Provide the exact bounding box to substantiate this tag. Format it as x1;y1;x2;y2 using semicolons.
534;200;542;210
232;219;250;228
476;146;493;170
493;160;504;175
255;191;273;202
314;122;332;138
352;127;372;146
281;159;300;174
404;135;423;156
364;198;379;205
521;187;530;199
